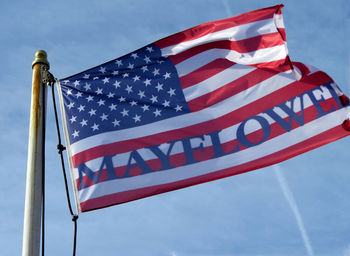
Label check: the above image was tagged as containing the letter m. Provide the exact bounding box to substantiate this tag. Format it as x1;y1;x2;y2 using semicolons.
76;155;117;189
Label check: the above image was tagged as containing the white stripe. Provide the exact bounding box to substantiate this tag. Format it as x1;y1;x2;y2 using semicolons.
70;71;296;156
183;64;255;101
72;80;337;178
274;14;285;29
175;45;287;77
78;106;350;202
160;18;278;56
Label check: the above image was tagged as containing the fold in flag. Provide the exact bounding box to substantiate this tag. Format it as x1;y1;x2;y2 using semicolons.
58;4;350;213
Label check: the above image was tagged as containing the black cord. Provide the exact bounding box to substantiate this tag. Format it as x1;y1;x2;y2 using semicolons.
49;77;78;256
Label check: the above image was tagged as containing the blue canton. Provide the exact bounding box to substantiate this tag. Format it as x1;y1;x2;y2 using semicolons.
59;44;190;143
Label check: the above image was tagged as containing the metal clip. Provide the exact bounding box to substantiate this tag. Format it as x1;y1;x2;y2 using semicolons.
41;65;55;86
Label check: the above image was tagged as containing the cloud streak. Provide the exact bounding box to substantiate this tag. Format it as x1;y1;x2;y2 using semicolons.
273;165;315;256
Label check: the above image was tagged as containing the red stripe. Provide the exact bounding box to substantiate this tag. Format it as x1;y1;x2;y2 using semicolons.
180;58;236;89
71;71;332;167
169;33;285;65
187;68;279;112
76;97;340;190
80;124;348;212
154;5;282;49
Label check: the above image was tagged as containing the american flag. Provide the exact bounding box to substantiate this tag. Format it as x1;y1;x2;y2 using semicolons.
58;5;350;212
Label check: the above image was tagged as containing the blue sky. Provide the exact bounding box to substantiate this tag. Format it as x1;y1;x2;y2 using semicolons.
1;0;349;255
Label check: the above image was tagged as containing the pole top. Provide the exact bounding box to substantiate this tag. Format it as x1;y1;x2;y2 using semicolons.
32;50;49;69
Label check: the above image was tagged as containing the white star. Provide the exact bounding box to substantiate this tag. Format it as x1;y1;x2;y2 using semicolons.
115;60;123;67
95;88;103;95
144;79;151;86
83;74;90;79
88;109;96;116
167;88;176;97
84;83;91;91
132;75;140;82
114;80;121;89
174;105;183;112
67;102;75;109
152;68;160;76
86;95;94;102
138;90;146;99
130;100;137;106
150;95;158;103
67;89;73;95
146;46;154;53
125;85;133;94
144;56;151;63
80;119;88;127
121;108;129;117
107;92;115;98
122;73;129;78
100;113;108;121
162;100;170;107
97;99;105;106
93;76;99;80
118;96;126;102
141;104;149;112
70;116;77;123
131;53;138;59
155;83;163;91
102;77;110;84
153;109;162;117
133;114;141;122
77;105;85;112
91;123;99;131
99;66;106;74
141;66;148;72
112;119;120;127
127;63;134;69
76;92;82;98
163;72;171;79
62;80;69;85
72;130;79;138
112;70;119;76
73;80;80;87
109;103;117;111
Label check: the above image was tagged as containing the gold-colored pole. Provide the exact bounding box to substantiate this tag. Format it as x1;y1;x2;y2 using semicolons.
22;50;49;256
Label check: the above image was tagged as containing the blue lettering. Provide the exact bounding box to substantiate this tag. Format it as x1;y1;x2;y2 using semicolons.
146;140;178;170
180;135;205;165
206;130;239;158
77;155;116;189
237;116;271;147
125;150;152;177
264;95;305;132
305;86;336;118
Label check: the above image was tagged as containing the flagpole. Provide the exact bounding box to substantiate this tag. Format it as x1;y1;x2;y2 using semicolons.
22;50;49;256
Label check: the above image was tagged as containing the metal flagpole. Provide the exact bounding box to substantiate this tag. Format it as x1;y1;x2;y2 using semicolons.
22;50;49;256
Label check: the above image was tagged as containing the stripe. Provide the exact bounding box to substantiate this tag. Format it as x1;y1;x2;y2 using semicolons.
183;64;256;101
154;5;281;49
78;107;349;211
174;45;287;77
70;71;332;166
159;18;279;57
187;67;278;112
169;33;286;65
179;58;236;89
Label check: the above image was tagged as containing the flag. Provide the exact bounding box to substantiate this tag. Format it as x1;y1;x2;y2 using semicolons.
57;5;350;213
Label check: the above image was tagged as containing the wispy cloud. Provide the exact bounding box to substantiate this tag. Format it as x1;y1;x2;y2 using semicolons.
222;0;233;17
273;165;315;256
344;243;350;256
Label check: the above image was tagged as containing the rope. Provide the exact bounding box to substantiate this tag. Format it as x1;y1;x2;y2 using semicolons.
48;74;78;256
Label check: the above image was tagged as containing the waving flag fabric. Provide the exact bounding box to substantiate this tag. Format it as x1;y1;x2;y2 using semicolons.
57;5;350;213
